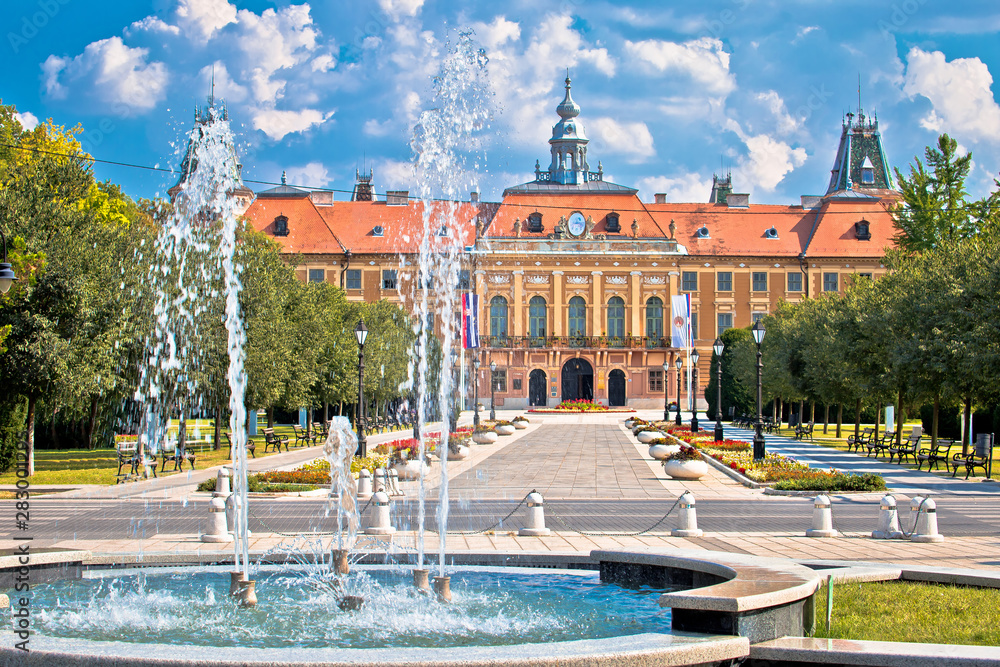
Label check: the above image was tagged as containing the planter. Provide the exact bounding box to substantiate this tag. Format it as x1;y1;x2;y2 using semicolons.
663;459;709;480
636;430;666;444
447;444;470;460
512;420;528;430
393;459;430;481
624;419;637;429
472;431;498;445
496;424;516;436
648;443;681;460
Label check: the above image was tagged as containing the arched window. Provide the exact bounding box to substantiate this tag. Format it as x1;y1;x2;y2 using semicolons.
568;296;586;337
490;296;508;339
646;297;663;341
529;296;547;341
607;296;625;339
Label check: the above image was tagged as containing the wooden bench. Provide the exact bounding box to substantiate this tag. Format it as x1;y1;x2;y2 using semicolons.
224;432;256;459
794;421;815;441
846;427;874;453
115;436;157;483
263;428;289;453
159;440;196;473
292;424;314;447
952;433;995;479
888;428;922;464
866;429;895;458
916;438;954;472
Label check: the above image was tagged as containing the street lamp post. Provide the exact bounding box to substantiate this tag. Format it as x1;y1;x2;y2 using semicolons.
354;319;369;457
713;338;725;442
690;349;700;433
0;227;18;295
473;357;481;428
751;320;766;460
674;357;683;426
489;361;497;421
661;361;670;421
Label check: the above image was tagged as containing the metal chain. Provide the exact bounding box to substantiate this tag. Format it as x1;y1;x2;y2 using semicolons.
423;491;533;535
546;496;683;537
246;495;375;538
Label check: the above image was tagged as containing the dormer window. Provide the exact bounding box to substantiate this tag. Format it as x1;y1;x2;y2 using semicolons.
764;227;779;239
606;212;621;233
855;219;871;241
527;212;543;233
372;225;384;237
696;226;710;239
860;156;875;184
273;215;288;236
438;225;449;237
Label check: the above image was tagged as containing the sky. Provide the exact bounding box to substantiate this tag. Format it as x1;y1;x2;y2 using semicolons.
3;0;999;205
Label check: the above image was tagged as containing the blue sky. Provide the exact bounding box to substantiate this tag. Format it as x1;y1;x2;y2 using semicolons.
3;0;999;204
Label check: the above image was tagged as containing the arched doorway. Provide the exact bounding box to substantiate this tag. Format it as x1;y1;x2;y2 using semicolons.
608;369;626;407
561;358;594;403
528;369;547;407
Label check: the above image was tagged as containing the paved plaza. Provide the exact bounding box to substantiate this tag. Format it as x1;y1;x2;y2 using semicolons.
3;411;1000;570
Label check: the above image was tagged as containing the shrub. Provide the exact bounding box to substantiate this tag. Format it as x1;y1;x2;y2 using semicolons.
512;416;528;423
664;445;702;461
773;472;886;492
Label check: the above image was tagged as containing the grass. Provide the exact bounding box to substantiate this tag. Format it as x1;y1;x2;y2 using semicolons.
814;580;1000;646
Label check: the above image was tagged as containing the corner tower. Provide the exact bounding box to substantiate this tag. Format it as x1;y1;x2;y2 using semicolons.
825;107;894;198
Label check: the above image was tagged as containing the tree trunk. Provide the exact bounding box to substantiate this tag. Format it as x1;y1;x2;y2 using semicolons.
874;402;882;440
86;395;99;450
324;402;328;422
267;406;274;429
931;393;939;449
810;401;816;425
835;404;843;438
338;400;343;416
179;409;187;451
799;400;804;428
214;404;222;451
823;404;830;434
895;390;905;447
854;398;862;441
25;395;36;477
50;399;57;448
962;395;972;456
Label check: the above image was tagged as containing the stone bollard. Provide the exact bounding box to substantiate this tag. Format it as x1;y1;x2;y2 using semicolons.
215;468;232;498
805;494;839;538
364;491;396;535
910;497;944;543
373;468;386;494
357;469;373;500
671;491;703;538
201;495;233;543
872;494;904;539
388;468;402;496
518;492;551;536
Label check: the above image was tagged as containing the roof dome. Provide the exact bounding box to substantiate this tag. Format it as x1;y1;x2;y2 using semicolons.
555;76;580;120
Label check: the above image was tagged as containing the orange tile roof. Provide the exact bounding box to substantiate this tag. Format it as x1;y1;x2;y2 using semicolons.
244;196;342;255
804;198;896;257
484;193;666;238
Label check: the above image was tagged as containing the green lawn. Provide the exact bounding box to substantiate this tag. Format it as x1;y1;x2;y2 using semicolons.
814;580;1000;646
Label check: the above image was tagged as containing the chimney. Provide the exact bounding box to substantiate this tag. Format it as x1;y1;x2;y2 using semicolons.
727;193;750;208
310;190;333;206
800;195;822;209
654;193;667;204
470;191;479;203
386;190;409;206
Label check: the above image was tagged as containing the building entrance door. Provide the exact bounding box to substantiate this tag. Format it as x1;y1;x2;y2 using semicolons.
561;358;594;403
608;369;626;406
528;369;547;407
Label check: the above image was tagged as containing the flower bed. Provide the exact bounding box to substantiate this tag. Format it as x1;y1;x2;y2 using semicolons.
529;399;635;413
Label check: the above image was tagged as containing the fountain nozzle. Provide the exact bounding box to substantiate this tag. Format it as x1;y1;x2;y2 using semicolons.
432;576;452;603
332;549;350;575
338;595;364;611
413;568;431;593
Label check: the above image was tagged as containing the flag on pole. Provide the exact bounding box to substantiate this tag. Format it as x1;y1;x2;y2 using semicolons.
671;294;691;349
462;293;480;349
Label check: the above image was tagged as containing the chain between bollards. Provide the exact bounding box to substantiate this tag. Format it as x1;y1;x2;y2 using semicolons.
545;496;684;537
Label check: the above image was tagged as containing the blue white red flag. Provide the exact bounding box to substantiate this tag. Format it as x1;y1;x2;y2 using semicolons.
462;293;480;349
671;294;691;349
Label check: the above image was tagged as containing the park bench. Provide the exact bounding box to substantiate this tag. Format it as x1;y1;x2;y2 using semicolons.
865;429;895;458
794;421;815;441
263;428;289;454
292;424;314;447
888;427;923;464
224;432;257;459
115;436;157;483
952;433;995;480
159;439;196;473
916;437;955;472
313;421;329;439
846;427;874;453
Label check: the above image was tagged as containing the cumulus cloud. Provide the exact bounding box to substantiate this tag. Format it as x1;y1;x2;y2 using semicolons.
623;37;735;96
739;134;808;193
234;5;319;104
637;173;712;203
903;46;1000;143
284;161;332;188
14;111;39;131
126;16;181;36
253;108;333;141
755;90;802;134
41;37;168;113
175;0;237;42
197;62;247;103
471;16;520;50
378;158;416;190
378;0;425;21
588;117;655;163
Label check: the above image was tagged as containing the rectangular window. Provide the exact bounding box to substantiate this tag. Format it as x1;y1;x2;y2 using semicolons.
425;313;434;331
858;272;873;280
823;272;839;292
691;312;698;341
717;271;733;292
346;269;361;290
648;369;664;393
308;268;325;283
787;272;803;292
718;313;733;336
752;312;766;324
512;377;522;392
382;269;398;290
457;269;471;290
681;271;698;291
752;272;767;292
492;369;507;393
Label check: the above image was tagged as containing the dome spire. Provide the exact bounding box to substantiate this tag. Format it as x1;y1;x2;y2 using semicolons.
556;70;580;120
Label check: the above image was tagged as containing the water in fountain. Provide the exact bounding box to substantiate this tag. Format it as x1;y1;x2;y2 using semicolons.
324;416;360;556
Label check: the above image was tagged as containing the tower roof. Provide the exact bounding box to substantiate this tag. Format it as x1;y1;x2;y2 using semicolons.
825;107;895;197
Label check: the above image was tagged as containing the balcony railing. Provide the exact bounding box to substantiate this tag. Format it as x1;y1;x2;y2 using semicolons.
484;335;671;349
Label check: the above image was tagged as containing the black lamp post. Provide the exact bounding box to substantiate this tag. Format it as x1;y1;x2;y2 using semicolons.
713;337;725;442
489;360;497;421
662;361;670;421
355;319;369;457
674;356;683;426
473;357;481;428
690;349;700;433
751;320;766;460
0;227;18;295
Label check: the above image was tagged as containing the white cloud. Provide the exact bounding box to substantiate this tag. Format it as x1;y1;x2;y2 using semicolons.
588;117;655;163
624;37;734;96
311;54;336;73
377;0;425;21
739;134;808;193
126;16;181;36
378;158;416;190
234;5;319;104
284;161;332;188
792;26;819;43
14;111;39;131
197;62;247;103
252;108;332;140
903;46;1000;143
471;16;520;50
637;173;712;203
41;37;168;113
755;90;802;134
175;0;237;42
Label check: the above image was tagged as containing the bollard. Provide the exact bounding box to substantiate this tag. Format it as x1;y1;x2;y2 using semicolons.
357;469;373;500
215;468;232;498
363;491;396;535
872;494;904;539
373;468;386;494
671;491;703;538
201;496;233;543
518;492;551;536
805;494;839;537
388;468;403;496
910;497;944;543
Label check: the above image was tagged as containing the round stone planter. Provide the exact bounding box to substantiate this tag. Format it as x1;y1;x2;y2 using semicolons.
512;420;528;430
663;459;709;480
393;459;430;481
636;430;666;444
624;419;637;429
648;443;681;460
447;444;470;460
495;424;516;436
472;431;498;445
